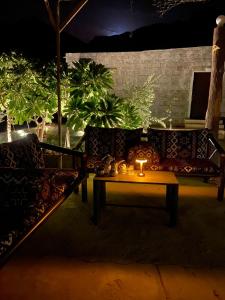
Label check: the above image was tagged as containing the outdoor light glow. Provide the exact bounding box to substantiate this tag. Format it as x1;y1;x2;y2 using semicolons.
17;130;28;137
216;15;225;27
135;159;147;177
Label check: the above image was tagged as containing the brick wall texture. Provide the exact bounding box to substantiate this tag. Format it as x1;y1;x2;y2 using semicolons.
66;46;225;126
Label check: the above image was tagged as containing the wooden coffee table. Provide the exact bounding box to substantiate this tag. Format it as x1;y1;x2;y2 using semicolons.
93;171;179;226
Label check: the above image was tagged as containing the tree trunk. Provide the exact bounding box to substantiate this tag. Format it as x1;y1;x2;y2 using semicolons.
205;26;225;138
39;118;46;142
6;113;12;142
64;127;71;148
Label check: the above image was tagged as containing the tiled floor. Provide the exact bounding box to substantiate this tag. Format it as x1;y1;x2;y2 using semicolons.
1;175;225;300
1;258;225;300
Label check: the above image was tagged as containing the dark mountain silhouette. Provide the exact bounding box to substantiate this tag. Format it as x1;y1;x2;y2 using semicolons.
88;1;221;52
0;0;224;57
88;20;214;52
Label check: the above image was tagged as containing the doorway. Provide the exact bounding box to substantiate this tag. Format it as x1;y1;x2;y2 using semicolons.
190;72;210;119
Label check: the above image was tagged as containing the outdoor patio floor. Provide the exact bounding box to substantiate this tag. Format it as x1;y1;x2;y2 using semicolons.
0;174;225;300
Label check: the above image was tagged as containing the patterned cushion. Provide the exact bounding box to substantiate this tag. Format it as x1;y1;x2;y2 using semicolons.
147;129;210;160
0;168;78;260
0;168;78;209
0;134;45;168
127;142;161;170
35;169;78;203
86;156;102;172
160;158;219;175
114;128;143;159
0;168;40;209
84;126;143;167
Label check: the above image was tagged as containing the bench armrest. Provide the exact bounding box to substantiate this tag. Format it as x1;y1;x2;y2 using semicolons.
39;142;87;177
208;134;225;155
208;134;225;176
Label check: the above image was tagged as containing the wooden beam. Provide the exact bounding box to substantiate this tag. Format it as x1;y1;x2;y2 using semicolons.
59;0;88;33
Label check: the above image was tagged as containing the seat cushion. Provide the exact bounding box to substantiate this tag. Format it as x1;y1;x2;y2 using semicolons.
0;169;40;209
0;168;78;262
159;158;220;175
0;168;78;207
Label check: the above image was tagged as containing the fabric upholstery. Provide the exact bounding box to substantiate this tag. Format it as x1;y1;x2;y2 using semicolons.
145;128;220;175
159;158;219;174
0;134;45;168
147;128;211;160
84;126;143;171
0;168;78;208
0;134;82;263
127;142;161;170
0;168;78;260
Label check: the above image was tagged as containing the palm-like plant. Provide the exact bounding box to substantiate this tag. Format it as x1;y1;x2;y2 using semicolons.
65;59;121;130
84;94;124;128
70;58;113;102
65;94;125;130
65;58;142;132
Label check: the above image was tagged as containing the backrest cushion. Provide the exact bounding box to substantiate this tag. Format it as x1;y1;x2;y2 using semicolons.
147;128;210;160
127;142;160;170
114;128;143;159
0;134;45;168
85;126;143;160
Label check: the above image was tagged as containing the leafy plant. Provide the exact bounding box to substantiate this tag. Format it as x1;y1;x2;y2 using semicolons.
65;94;125;130
0;54;72;142
84;94;124;128
70;58;113;102
65;59;130;130
0;52;37;141
125;75;167;129
120;101;142;129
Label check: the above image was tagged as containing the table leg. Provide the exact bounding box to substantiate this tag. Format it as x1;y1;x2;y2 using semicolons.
166;184;179;226
93;180;106;225
100;182;106;207
81;177;88;202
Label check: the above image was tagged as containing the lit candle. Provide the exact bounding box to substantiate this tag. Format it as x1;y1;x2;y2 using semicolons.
135;159;147;177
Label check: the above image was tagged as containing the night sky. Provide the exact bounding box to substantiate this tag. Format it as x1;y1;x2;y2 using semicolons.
0;0;224;58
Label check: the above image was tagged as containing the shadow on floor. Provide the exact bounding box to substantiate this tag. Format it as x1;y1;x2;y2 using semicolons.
9;175;225;268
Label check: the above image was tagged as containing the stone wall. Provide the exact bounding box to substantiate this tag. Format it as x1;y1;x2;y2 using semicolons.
66;47;225;126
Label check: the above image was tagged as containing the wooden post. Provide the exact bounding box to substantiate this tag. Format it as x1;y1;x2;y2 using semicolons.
205;18;225;138
43;0;88;151
56;0;62;148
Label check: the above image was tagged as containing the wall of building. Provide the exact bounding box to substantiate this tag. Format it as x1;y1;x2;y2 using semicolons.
66;46;225;126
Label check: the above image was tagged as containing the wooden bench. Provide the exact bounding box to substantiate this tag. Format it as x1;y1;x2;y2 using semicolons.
0;133;87;265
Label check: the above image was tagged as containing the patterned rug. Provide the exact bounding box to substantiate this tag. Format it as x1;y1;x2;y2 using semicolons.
12;175;225;267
